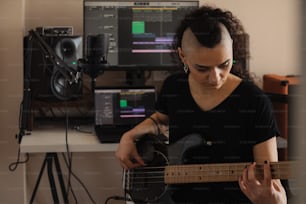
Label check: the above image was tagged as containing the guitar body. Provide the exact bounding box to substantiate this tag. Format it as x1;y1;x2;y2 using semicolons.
123;133;206;203
123;134;169;203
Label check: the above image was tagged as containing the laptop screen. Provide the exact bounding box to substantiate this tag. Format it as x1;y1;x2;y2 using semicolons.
94;87;156;126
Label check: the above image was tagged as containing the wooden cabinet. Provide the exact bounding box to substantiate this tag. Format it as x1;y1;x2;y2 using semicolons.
263;74;299;161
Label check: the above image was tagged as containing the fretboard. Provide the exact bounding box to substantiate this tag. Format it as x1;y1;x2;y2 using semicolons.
164;161;295;184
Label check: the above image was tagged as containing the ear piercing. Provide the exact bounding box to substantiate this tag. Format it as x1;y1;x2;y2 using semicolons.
183;64;189;73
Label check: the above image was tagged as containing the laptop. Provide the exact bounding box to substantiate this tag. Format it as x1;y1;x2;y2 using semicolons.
94;86;156;143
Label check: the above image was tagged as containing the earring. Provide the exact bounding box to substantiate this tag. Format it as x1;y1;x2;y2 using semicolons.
183;64;189;74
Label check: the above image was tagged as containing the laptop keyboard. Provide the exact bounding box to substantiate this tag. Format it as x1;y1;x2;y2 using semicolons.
95;124;134;143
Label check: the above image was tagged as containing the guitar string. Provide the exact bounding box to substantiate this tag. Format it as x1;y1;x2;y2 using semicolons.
126;161;292;169
125;175;290;185
125;165;291;174
124;167;291;185
124;163;292;176
125;169;290;178
134;161;293;169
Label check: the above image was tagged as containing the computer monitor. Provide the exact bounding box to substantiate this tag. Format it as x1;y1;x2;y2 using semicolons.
94;86;156;142
84;1;199;70
94;86;156;126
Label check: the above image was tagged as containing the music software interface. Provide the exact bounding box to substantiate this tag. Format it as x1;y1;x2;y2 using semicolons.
84;1;198;68
95;88;156;125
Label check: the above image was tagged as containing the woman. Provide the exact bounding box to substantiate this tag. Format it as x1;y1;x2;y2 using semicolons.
116;5;287;204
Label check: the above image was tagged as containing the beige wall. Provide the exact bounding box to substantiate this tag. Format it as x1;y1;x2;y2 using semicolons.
202;0;302;83
0;0;25;203
25;0;83;35
0;0;303;203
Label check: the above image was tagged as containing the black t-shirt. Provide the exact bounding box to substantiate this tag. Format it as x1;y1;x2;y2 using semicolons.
155;73;280;203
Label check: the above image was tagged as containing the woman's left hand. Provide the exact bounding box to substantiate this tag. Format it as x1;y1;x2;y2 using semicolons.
238;161;287;204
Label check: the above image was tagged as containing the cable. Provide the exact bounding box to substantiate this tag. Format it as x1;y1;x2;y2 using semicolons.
9;100;31;171
64;111;78;204
63;111;97;204
104;179;133;204
73;125;94;134
61;153;97;204
8;147;30;171
104;195;132;204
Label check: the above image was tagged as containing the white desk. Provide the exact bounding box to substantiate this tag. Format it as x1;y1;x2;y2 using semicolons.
20;126;118;204
20;128;117;153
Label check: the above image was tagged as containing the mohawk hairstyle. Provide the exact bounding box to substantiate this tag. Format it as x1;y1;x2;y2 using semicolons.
173;5;250;80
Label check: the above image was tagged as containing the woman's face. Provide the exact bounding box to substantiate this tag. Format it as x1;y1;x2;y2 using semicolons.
178;26;233;90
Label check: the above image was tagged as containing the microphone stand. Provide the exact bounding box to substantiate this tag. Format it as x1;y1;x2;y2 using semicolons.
16;29;83;142
77;58;109;93
16;34;34;143
29;29;82;84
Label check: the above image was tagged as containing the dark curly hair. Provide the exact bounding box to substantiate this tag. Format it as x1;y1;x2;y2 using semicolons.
173;5;250;80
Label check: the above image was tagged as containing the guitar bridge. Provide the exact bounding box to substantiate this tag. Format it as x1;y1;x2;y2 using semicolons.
123;169;131;191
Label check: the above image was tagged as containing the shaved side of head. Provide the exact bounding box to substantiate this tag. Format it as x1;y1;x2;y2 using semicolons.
181;23;233;57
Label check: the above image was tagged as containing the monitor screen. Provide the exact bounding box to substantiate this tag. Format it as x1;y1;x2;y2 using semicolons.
94;87;156;125
84;1;199;70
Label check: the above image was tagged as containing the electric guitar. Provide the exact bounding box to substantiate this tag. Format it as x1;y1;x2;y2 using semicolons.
122;134;296;203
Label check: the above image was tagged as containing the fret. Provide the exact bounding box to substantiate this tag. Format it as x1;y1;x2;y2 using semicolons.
164;161;296;184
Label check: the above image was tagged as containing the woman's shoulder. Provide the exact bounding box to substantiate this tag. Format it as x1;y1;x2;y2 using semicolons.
158;72;190;97
162;72;188;88
237;80;264;95
164;72;187;82
236;80;272;106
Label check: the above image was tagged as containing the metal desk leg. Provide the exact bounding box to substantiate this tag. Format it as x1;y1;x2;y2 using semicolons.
50;153;69;204
29;153;68;204
29;155;48;204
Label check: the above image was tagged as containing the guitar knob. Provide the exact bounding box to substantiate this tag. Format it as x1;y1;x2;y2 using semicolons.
206;141;213;146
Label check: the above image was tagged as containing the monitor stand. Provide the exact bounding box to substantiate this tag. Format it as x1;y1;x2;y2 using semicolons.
126;70;146;86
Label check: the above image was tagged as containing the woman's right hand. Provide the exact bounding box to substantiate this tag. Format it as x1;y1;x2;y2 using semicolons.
115;132;145;170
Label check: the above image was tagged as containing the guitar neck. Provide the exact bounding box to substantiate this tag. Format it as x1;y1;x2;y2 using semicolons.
164;161;295;184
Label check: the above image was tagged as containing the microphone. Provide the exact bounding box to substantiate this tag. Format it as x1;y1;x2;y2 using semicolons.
78;33;110;92
87;33;110;65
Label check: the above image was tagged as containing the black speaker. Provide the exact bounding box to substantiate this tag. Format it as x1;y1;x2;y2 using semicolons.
24;34;83;101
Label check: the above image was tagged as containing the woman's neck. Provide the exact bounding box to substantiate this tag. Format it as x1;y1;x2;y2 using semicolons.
188;74;240;96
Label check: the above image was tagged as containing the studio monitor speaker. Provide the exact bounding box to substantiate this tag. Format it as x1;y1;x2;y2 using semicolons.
24;35;83;101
